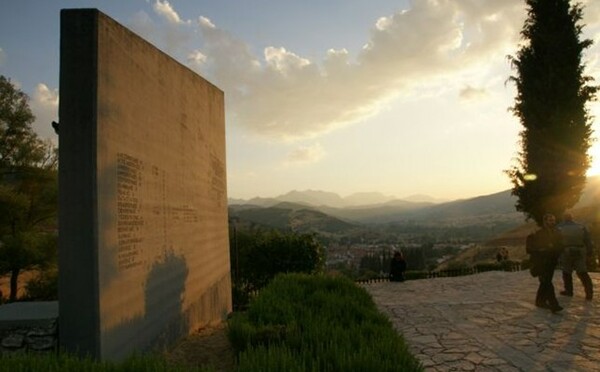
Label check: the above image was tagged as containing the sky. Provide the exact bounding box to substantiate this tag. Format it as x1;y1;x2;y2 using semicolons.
1;0;600;201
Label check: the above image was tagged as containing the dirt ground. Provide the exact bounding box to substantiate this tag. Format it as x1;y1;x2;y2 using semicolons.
163;323;236;372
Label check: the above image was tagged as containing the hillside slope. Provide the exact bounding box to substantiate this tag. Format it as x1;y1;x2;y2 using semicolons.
228;203;358;235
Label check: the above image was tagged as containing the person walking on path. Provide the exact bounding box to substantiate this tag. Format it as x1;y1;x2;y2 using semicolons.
557;212;594;300
389;251;407;282
526;213;564;313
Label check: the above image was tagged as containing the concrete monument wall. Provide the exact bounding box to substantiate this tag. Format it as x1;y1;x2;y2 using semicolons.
58;9;231;360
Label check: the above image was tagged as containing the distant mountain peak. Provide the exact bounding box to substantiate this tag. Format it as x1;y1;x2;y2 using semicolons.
402;194;447;204
278;189;345;207
344;192;395;206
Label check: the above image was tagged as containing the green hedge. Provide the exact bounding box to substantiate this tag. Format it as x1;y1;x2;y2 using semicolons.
228;273;423;371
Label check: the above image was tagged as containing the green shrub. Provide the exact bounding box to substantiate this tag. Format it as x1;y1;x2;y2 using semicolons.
229;273;423;371
231;230;324;309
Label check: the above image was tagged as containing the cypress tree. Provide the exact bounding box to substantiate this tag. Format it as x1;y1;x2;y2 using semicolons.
507;0;598;225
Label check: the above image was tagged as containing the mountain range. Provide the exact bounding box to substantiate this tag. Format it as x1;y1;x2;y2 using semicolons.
229;175;600;229
228;190;447;209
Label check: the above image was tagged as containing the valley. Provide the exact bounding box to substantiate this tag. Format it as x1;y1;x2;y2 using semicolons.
229;176;600;277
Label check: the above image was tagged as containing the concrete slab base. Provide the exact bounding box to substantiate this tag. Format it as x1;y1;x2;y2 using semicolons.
0;301;58;329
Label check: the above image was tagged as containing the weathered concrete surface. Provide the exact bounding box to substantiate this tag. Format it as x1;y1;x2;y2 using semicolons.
365;270;600;372
0;302;58;328
58;9;230;360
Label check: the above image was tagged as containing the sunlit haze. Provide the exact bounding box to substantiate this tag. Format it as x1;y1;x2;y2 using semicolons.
1;0;600;201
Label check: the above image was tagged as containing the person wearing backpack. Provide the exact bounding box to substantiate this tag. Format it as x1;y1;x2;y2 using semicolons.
526;213;564;313
557;212;594;301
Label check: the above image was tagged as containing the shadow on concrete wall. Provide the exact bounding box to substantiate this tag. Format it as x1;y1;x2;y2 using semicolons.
103;250;189;360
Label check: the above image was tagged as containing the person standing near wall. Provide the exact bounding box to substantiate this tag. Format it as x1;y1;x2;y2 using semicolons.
557;212;594;301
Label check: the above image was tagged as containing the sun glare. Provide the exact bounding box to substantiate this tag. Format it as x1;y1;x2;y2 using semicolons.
588;143;600;176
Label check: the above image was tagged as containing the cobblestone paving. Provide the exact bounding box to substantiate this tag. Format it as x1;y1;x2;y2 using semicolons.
364;270;600;372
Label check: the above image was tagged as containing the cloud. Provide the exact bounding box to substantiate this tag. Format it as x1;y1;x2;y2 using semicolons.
198;16;215;29
264;47;312;75
131;1;191;55
188;0;525;140
459;85;489;101
581;0;600;26
123;0;531;141
580;0;600;75
153;0;186;24
127;0;600;141
284;143;325;166
30;83;59;141
35;83;59;107
187;50;207;66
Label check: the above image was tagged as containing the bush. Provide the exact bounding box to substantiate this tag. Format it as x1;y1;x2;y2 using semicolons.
24;266;58;301
231;230;324;309
228;273;423;371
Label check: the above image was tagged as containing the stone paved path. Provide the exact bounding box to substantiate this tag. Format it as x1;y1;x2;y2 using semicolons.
364;270;600;372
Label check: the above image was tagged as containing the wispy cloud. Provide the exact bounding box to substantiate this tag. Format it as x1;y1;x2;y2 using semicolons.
135;1;192;55
581;0;600;25
187;0;526;140
459;85;489;101
284;143;326;166
187;49;207;66
131;0;598;141
153;0;187;25
580;0;600;79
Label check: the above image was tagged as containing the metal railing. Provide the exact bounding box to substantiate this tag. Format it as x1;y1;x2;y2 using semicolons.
356;261;522;284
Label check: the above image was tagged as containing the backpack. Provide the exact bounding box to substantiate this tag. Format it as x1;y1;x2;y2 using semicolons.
559;223;585;247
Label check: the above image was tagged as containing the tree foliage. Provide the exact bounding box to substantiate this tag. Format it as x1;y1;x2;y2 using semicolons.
0;75;58;301
230;227;324;308
506;0;598;225
0;75;56;169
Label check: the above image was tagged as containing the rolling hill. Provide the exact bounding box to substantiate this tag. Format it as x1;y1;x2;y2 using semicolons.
228;202;358;236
